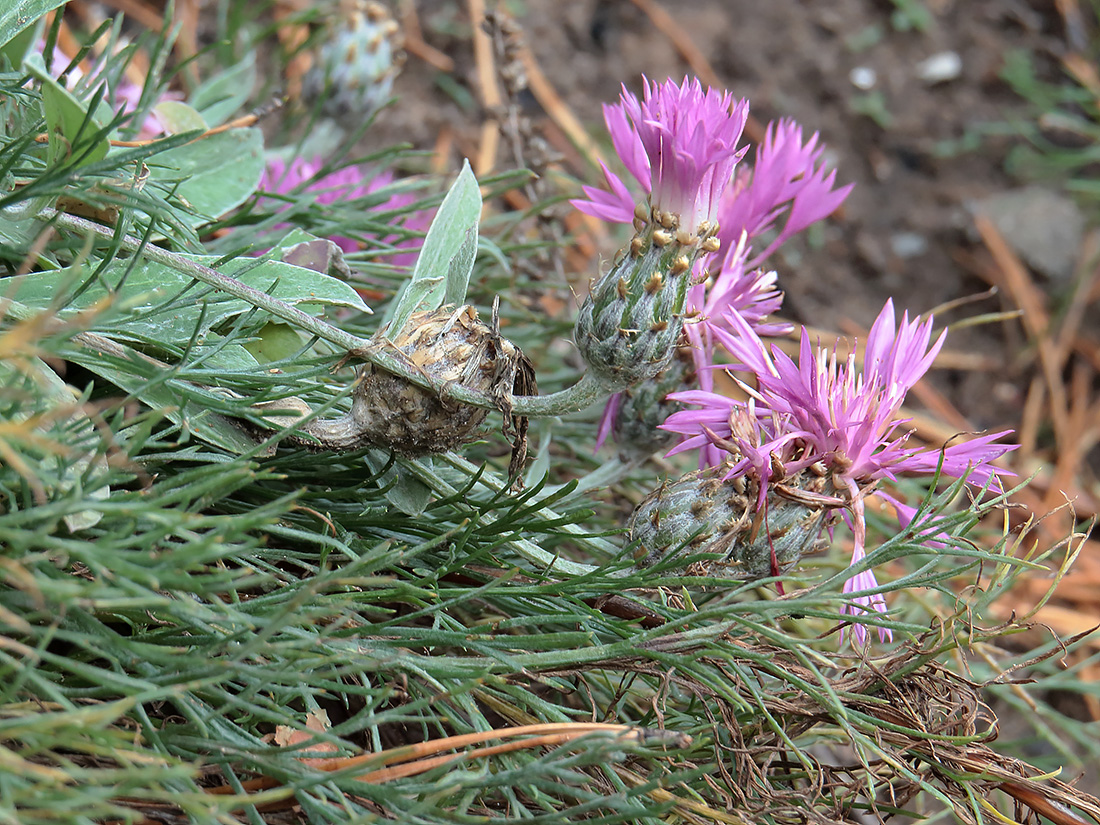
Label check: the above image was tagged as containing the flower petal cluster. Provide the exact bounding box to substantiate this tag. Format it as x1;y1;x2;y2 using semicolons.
578;79;852;458
572;77;749;234
684;235;790;392
662;300;1017;644
260;157;432;261
716;120;854;268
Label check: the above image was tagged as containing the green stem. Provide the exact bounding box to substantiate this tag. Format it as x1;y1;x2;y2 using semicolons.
400;453;605;578
38;208;606;418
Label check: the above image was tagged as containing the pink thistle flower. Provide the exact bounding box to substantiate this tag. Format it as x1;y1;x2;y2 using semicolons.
260;157;432;263
571;76;749;235
108;75;184;140
684;234;791;393
662;299;1017;644
716;119;853;268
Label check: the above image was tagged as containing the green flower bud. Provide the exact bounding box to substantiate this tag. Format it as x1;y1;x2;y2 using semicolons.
574;210;718;391
303;0;405;123
629;466;829;580
609;340;695;457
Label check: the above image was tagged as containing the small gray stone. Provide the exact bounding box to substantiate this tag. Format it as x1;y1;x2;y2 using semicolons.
916;51;963;84
974;187;1085;282
890;231;929;259
850;66;877;90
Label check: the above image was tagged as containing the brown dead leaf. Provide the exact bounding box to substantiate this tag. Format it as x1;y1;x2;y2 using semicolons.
273;709;342;769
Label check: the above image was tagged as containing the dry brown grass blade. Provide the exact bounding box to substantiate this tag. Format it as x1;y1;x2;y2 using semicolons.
1018;375;1046;464
204;722;677;804
172;0;201;86
90;0;198;85
1053;239;1100;368
400;0;454;72
616;765;755;825
467;0;501;177
273;0;311;102
64;1;148;84
1057;1;1094;64
354;728;669;784
431;125;455;175
1075;334;1100;372
48;7;97;76
974;213;1069;449
82;0;163;38
1040;362;1095;533
998;779;1100;825
520;45;603;172
1056;51;1100;101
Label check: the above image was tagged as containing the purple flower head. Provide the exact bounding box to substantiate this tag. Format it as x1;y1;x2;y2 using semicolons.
716;119;853;268
260;157;433;263
262;157;374;208
684;233;791;393
109;75;184;140
572;76;749;235
662;299;1018;644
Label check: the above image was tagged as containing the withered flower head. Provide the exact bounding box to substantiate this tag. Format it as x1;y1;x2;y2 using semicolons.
299;305;535;474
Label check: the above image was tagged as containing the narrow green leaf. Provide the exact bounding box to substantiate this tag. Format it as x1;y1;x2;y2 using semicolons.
6;253;368;351
25;52;110;166
0;0;64;50
384;159;480;332
188;52;256;127
444;225;477;307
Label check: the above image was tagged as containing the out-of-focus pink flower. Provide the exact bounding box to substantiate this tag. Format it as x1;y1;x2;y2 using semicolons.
571;76;749;236
716;119;854;268
662;299;1017;645
260;157;432;263
34;39;183;140
108;75;184;140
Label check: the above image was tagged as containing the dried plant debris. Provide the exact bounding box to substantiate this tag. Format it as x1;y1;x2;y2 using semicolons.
273;305;535;472
534;629;1100;825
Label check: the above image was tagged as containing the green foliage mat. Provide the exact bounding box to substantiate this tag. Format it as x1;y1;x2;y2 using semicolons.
2;6;1099;824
